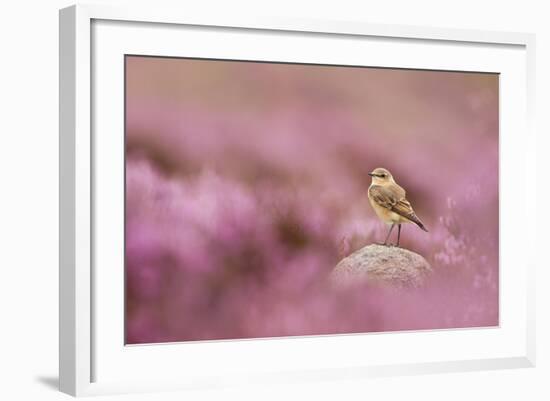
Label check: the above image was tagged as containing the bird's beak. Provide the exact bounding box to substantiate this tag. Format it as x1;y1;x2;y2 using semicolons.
368;172;375;177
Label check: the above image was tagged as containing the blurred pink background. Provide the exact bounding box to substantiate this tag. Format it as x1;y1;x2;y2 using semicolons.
125;56;499;344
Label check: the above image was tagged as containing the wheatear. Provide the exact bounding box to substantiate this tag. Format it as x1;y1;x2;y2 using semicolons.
368;167;428;246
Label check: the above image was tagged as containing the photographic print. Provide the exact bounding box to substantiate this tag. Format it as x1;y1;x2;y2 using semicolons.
125;56;499;344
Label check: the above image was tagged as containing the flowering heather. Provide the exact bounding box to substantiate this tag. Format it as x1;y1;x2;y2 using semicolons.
125;56;499;344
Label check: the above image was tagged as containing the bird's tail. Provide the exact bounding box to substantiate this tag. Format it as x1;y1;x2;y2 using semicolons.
416;220;429;232
410;213;428;232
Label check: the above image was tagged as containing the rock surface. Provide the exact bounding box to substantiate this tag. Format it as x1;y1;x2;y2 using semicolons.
331;244;432;288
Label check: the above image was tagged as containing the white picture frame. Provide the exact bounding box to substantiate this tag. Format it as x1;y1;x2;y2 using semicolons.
59;4;536;397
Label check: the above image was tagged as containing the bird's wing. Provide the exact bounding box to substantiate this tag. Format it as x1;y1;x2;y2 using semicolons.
369;184;405;210
369;184;427;230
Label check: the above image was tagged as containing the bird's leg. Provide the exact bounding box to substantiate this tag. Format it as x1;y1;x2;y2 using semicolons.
396;224;402;247
382;223;395;246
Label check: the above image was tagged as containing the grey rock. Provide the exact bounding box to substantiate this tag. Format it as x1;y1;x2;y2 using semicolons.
331;244;432;288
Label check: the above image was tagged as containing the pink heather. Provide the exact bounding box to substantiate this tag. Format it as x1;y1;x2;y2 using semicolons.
125;58;498;343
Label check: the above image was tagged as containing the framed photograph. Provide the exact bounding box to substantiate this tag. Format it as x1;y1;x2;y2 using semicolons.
59;4;536;396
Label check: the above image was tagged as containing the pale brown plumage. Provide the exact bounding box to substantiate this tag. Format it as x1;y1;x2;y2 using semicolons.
368;184;427;231
367;167;427;246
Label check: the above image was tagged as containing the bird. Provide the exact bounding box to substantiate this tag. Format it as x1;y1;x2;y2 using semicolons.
367;167;428;247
